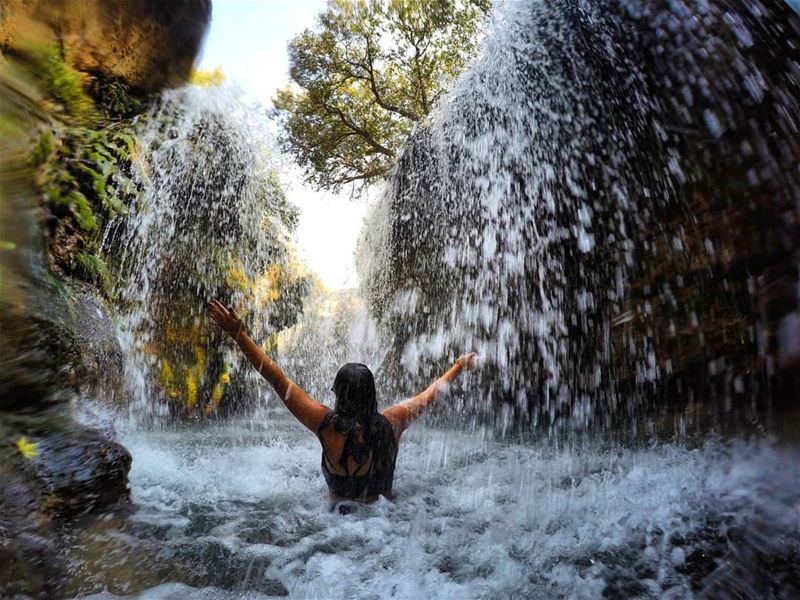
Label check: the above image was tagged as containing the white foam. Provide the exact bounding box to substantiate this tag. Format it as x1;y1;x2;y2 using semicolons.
113;418;799;598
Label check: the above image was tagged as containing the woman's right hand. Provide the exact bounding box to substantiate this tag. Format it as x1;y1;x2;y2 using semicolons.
208;300;245;340
456;352;481;371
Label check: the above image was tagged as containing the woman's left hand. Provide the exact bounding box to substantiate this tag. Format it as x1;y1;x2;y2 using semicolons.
208;300;245;340
456;352;481;371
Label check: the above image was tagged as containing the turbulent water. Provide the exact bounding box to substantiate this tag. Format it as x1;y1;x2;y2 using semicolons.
66;417;798;599
111;86;302;422
58;1;800;597
358;0;800;431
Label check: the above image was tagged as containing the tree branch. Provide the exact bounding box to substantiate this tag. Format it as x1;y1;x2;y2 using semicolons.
318;99;394;156
333;167;390;185
410;38;430;114
362;35;420;121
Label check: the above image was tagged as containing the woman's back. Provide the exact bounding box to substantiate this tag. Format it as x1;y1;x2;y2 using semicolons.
208;299;478;504
318;411;398;500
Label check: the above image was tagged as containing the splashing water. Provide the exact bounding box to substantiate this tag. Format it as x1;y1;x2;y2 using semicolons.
67;420;799;598
273;289;385;402
358;0;800;432
63;1;800;598
112;86;304;424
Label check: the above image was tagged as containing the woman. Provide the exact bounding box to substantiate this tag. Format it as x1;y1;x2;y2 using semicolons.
208;300;478;504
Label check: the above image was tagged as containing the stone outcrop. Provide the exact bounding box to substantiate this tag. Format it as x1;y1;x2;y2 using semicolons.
0;1;211;595
1;0;211;91
358;0;800;433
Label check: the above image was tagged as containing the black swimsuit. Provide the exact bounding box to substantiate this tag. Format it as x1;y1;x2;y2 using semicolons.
318;412;398;500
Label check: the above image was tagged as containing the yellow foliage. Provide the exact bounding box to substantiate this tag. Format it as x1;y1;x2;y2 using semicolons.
190;65;226;87
193;345;206;367
266;264;282;302
226;259;250;292
263;332;280;354
16;436;39;460
164;321;207;346
159;360;181;398
211;382;225;404
185;373;198;409
160;360;174;382
211;364;231;406
156;345;214;411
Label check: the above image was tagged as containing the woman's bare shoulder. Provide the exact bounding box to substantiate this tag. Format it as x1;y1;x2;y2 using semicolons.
381;404;411;439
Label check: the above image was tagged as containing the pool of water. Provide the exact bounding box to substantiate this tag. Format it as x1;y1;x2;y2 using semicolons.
69;415;799;599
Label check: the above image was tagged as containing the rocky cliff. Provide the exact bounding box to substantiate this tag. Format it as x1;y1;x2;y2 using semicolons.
0;2;211;596
358;0;800;434
1;0;210;91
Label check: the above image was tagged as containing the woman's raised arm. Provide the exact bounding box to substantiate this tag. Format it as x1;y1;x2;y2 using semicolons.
208;301;329;432
382;353;479;438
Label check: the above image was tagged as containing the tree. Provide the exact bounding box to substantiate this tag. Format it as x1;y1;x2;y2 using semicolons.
190;65;226;87
273;0;491;193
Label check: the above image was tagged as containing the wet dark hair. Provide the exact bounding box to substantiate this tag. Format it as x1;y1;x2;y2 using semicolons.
322;363;396;474
331;363;378;421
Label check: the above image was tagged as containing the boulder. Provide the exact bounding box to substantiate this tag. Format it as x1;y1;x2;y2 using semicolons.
0;0;211;91
0;415;131;598
359;0;800;432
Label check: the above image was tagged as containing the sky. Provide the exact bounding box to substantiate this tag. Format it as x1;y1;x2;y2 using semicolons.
197;0;373;290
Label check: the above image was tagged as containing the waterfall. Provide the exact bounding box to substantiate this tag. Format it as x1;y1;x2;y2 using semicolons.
5;3;795;598
358;0;800;433
111;85;307;424
273;289;385;403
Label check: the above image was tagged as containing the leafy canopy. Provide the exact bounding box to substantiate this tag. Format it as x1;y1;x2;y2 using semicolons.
190;65;226;87
273;0;491;193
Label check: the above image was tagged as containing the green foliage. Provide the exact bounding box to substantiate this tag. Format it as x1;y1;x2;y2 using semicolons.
74;128;135;217
10;42;148;297
29;44;94;116
65;190;98;232
259;170;300;230
23;42;147;120
29;131;54;167
74;250;111;292
47;185;98;232
31;116;138;294
39;123;135;235
273;0;491;193
89;78;144;119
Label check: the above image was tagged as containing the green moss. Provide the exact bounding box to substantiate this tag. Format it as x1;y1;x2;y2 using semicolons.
39;121;135;236
74;251;111;291
90;78;144;119
30;44;94;116
75;162;123;216
15;44;145;297
29;131;54;167
52;189;98;232
112;132;136;158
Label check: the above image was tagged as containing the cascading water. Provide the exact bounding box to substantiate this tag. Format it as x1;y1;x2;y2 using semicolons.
273;289;385;403
112;85;309;423
56;2;799;598
359;0;800;434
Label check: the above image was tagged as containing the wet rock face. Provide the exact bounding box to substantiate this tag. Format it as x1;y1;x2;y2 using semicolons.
22;424;132;516
0;281;132;596
0;0;211;91
0;418;132;597
0;312;81;412
71;284;127;404
0;281;126;411
0;0;194;585
3;422;132;515
360;0;800;431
